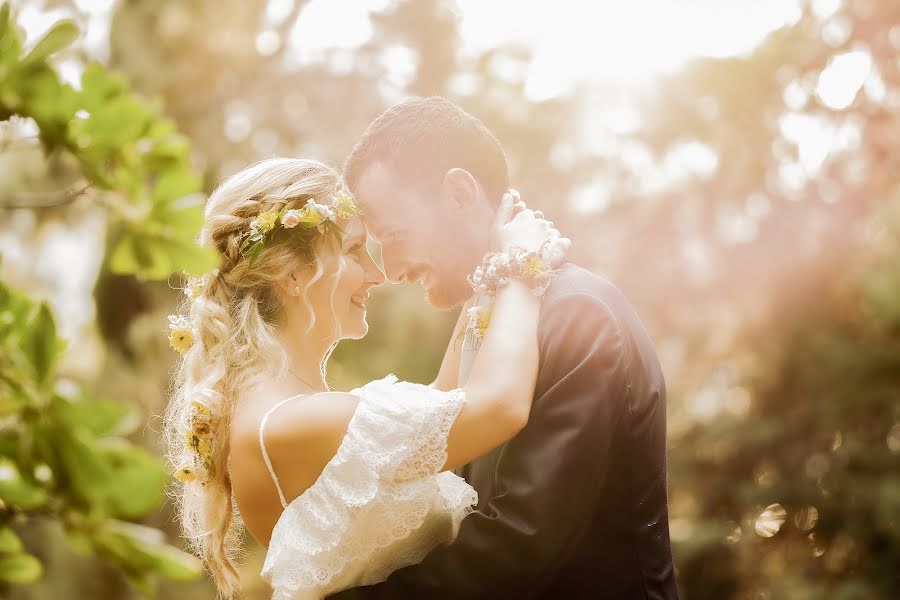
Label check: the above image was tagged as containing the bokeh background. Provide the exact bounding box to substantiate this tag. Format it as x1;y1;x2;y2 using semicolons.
1;0;899;598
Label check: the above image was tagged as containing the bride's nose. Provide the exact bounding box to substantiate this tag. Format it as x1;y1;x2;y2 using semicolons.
365;255;386;288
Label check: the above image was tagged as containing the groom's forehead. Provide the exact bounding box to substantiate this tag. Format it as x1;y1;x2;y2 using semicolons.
357;161;431;200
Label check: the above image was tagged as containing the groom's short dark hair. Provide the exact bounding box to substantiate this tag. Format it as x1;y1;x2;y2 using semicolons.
344;96;509;204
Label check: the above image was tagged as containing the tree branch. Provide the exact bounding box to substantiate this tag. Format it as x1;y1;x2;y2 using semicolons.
1;182;91;209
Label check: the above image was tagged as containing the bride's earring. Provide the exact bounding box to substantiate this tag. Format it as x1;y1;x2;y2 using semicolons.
294;286;300;295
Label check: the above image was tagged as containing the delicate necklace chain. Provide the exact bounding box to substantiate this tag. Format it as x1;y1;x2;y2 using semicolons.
287;367;325;393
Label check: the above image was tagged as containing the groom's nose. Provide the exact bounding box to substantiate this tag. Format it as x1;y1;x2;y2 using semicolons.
383;262;406;284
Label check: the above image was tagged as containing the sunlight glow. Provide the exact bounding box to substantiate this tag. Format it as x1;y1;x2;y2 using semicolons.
755;503;787;538
289;0;804;98
816;49;873;110
455;0;804;98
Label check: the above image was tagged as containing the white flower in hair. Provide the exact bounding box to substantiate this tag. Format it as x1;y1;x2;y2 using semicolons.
308;200;336;221
183;269;216;300
281;209;302;229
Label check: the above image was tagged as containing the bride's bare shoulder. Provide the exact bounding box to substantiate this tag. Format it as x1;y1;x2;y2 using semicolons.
234;388;360;452
231;390;361;502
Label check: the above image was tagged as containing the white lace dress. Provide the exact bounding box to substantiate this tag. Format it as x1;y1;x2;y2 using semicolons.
259;375;478;600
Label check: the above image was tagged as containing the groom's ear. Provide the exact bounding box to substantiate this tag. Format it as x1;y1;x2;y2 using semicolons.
441;168;480;211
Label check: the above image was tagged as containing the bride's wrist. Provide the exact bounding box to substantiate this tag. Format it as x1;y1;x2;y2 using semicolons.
467;239;568;299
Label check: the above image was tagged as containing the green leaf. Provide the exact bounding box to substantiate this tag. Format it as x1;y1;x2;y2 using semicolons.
63;527;93;556
0;553;43;584
0;5;22;77
109;229;217;280
144;134;190;169
20;20;79;67
0;527;23;554
0;380;28;417
54;394;140;437
0;4;10;33
0;457;48;510
73;96;151;153
95;441;167;520
53;427;115;510
21;303;63;386
96;521;202;582
79;62;128;110
108;234;168;277
150;166;201;207
161;238;219;277
247;241;264;269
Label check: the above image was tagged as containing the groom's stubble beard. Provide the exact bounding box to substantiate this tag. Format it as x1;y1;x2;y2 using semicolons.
421;245;483;310
423;273;472;310
429;212;495;309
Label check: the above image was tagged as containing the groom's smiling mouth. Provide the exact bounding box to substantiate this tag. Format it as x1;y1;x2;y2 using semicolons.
350;292;369;308
403;267;428;285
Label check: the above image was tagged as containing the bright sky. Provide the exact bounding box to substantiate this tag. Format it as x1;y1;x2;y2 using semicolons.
289;0;808;98
18;0;843;101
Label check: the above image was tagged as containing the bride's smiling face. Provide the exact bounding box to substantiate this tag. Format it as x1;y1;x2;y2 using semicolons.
334;219;385;339
289;219;385;342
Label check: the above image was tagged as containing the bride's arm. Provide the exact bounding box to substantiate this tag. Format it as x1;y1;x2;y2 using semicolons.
440;195;567;472
442;276;541;471
430;296;475;391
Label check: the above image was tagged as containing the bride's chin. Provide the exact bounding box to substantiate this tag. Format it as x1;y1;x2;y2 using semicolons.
340;317;369;340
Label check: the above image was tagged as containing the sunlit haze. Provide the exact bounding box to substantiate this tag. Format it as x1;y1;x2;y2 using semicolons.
290;0;806;97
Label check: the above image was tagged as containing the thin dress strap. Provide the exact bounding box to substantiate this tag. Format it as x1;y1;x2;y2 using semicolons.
259;396;302;509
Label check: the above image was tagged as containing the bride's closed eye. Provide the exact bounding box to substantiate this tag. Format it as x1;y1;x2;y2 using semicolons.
346;241;365;258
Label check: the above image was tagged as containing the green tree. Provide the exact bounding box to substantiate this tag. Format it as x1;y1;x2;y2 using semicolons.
0;4;217;596
608;2;900;597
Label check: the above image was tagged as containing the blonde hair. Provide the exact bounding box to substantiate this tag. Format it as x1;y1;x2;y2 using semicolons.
164;158;348;597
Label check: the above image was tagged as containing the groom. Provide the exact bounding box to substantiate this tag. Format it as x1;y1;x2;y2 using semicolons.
334;97;678;599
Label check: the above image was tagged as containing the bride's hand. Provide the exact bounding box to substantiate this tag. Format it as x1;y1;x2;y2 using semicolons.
492;191;570;263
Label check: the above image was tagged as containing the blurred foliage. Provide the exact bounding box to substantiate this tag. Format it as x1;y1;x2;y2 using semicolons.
0;0;899;599
0;3;212;596
0;4;217;280
669;201;900;599
0;277;202;596
623;2;900;598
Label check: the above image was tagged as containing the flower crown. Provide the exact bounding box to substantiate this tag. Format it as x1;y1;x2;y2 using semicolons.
238;192;361;269
165;193;361;357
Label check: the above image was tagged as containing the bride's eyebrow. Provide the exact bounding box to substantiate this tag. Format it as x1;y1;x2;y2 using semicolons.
344;231;365;248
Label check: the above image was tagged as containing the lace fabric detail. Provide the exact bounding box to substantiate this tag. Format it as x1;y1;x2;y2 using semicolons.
261;375;477;599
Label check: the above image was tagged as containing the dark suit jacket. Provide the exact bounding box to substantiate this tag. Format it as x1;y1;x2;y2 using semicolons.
331;264;678;599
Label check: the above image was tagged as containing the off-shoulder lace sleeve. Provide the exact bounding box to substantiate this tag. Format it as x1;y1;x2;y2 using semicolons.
261;375;478;599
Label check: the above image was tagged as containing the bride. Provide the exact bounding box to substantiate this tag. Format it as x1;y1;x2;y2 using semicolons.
163;158;568;599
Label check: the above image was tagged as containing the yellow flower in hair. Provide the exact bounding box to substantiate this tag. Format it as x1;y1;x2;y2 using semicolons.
191;400;211;417
296;205;324;228
175;466;198;483
167;314;194;354
255;208;280;234
196;436;212;459
333;193;361;219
